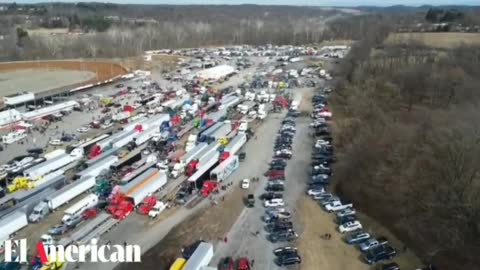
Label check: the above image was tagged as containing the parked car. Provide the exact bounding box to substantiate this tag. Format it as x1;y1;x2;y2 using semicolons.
336;214;358;225
364;245;397;265
345;231;371;245
260;192;283;201
273;246;298;256
268;230;298;243
65;215;84;228
241;178;250;189
48;224;68;235
307;188;325;196
359;237;389;252
379;262;400;270
339;221;363;233
336;208;356;217
265;184;284;192
275;253;301;266
264;198;285;208
49;139;63;146
265;221;293;232
77;126;90;133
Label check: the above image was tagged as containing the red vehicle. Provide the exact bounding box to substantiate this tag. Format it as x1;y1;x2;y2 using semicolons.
237;258;250;270
265;170;285;178
201;181;219;197
88;145;102;159
82;208;98;219
138;196;157;215
108;194;134;219
219;257;234;270
186;160;200;177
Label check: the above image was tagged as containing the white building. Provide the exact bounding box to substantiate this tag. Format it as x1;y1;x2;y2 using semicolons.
195;65;235;81
0;109;22;128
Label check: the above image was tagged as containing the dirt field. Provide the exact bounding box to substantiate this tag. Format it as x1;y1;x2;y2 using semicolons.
0;60;127;97
385;32;480;48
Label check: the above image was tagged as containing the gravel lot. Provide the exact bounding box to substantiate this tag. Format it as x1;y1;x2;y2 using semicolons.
0;69;96;96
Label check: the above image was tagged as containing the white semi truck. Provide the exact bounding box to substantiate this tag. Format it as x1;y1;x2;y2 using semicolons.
29;176;96;222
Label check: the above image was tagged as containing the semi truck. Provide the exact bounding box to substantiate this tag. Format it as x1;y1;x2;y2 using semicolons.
182;242;214;270
171;143;208;178
186;142;220;176
120;161;156;184
109;169;167;219
76;155;118;179
7;169;64;193
210;155;239;182
0;211;28;242
222;133;246;158
62;194;99;223
198;122;223;142
23;148;83;179
188;152;220;186
29;176;96;222
208;122;232;142
134;126;159;146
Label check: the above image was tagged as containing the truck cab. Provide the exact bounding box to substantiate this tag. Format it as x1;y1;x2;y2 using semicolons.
29;202;50;223
148;201;168;218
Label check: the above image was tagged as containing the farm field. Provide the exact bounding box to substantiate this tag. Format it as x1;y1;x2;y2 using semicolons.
0;60;127;97
385;32;480;48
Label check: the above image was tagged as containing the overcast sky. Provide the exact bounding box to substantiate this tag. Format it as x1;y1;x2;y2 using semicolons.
1;0;478;6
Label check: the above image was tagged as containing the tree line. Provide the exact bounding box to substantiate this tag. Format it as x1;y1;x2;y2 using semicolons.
0;5;358;61
331;18;480;269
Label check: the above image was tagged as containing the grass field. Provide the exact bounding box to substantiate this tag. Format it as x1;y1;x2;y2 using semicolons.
386;32;480;48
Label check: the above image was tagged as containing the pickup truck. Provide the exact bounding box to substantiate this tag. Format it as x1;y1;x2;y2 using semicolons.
324;200;353;212
364;245;396;265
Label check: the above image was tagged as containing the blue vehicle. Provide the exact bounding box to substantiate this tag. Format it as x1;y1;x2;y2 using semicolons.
344;231;370;245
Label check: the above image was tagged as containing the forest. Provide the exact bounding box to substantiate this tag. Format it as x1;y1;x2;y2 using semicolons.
331;19;480;269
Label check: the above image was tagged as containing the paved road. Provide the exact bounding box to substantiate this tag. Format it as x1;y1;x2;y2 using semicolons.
211;89;313;269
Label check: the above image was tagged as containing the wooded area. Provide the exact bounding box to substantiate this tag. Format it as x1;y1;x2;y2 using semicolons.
0;4;354;61
332;23;480;270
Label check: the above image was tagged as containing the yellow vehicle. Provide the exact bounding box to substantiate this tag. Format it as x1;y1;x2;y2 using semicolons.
100;97;113;105
7;177;29;193
218;137;229;146
39;253;64;270
169;258;186;270
118;150;129;158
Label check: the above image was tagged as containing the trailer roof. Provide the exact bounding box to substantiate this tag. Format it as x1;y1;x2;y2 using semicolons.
120;168;158;194
183;242;214;270
188;152;219;182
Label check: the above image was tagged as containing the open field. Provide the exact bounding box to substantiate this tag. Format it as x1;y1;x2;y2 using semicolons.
0;60;127;97
385;32;480;48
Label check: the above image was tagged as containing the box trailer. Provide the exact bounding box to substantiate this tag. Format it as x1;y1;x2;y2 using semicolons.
196;142;221;164
111;130;137;149
120;168;166;206
134;126;159;146
223;133;247;156
77;155;118;179
210;155;239;182
120;162;156;184
23;148;83;179
209;123;232;141
0;211;28;242
44;149;66;160
188;152;220;183
218;96;241;110
200;122;223;139
183;242;214;270
182;143;208;165
62;194;99;223
207;109;227;123
47;176;96;210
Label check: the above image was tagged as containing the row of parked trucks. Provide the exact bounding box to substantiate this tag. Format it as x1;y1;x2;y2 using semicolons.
0;112;173;246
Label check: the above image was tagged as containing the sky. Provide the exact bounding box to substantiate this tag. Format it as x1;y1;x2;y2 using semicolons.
0;0;478;7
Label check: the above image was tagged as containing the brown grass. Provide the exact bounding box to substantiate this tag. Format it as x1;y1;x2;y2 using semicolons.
385;32;480;49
